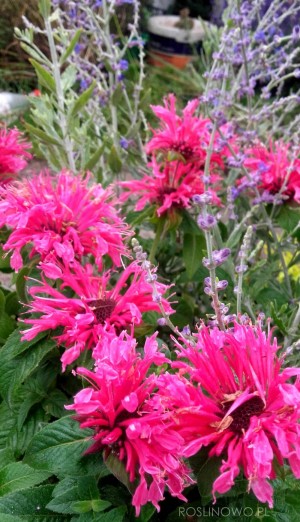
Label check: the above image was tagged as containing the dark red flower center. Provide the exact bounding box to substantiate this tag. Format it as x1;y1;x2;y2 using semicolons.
88;298;116;323
224;396;265;434
173;142;194;159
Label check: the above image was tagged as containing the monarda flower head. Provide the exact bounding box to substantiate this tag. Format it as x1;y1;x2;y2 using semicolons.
243;141;300;204
172;323;300;508
120;158;220;217
146;94;210;163
66;331;193;515
0;127;31;183
0;170;130;270
22;259;174;370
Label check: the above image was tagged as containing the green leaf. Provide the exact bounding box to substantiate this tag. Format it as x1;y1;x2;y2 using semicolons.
0;336;56;405
24;123;62;146
0;484;63;522
69;82;96;120
46;477;78;514
0;449;14;469
75;506;127;522
83;144;105;172
43;390;69;418
276;206;300;236
172;299;194;329
72;501;93;514
136;503;156;522
5;292;21;317
111;84;123;106
0;289;5;316
24;416;110;477
60;29;83;64
0;515;23;522
189;447;223;503
39;0;51;18
0;462;50;497
183;232;205;277
29;59;56;93
108;146;122;174
7;407;49;457
15;267;31;303
0;314;15;342
104;453;136;494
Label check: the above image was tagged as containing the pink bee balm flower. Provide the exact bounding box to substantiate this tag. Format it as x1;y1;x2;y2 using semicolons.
0;170;130;270
244;141;300;203
22;260;174;370
0;127;31;183
120;158;220;216
146;94;211;162
66;331;193;515
171;323;300;508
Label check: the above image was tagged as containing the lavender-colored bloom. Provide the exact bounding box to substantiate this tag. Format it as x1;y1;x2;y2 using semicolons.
254;30;266;43
157;317;167;326
119;59;129;71
182;325;191;336
235;264;248;274
120;137;129;149
197;214;217;231
217;280;228;290
192;193;213;206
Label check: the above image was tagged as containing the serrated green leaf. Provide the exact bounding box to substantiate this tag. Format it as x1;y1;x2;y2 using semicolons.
60;29;83;64
0;462;50;497
0;336;56;405
0;484;61;521
24;416;110;477
7;407;48;457
46;477;78;514
43;390;69;418
69;82;96;120
29;59;56;92
0;403;16;449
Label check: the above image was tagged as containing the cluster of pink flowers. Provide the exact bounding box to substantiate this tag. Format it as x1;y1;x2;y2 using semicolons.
67;321;300;513
0;170;130;271
22;259;173;370
66;332;193;515
119;95;300;216
0;127;31;183
0;167;173;370
120;95;225;217
244;141;300;204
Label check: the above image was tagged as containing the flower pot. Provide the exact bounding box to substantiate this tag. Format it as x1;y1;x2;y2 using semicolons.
147;15;205;69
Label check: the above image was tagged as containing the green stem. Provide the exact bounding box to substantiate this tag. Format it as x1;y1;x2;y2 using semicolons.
149;219;165;264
